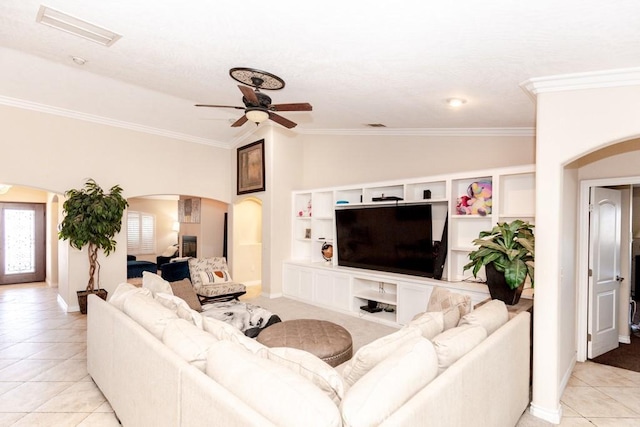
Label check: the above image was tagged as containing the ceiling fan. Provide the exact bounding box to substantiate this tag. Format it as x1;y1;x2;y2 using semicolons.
195;67;312;129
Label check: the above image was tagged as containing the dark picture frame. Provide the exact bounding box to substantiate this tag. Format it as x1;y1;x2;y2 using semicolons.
237;139;265;195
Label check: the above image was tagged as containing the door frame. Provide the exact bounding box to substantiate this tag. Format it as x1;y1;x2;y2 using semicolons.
578;176;638;361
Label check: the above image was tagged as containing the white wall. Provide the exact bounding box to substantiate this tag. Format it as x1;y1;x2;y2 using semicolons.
529;79;640;423
0;104;231;309
300;133;535;188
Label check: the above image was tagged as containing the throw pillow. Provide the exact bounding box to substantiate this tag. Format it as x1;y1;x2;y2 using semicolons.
161;245;178;257
341;338;439;426
108;282;152;311
426;287;472;329
142;271;173;296
206;341;342;427
408;311;444;339
431;324;487;373
122;292;179;339
154;293;203;329
162;318;219;371
458;299;509;335
188;257;229;288
199;270;232;284
262;347;346;405
169;278;202;312
202;316;266;353
341;326;422;386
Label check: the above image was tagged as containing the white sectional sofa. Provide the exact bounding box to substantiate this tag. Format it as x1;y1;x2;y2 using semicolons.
87;285;531;427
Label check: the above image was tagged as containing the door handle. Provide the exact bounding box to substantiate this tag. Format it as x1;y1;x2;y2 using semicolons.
616;275;624;282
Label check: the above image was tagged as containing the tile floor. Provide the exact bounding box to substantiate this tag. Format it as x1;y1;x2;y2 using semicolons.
1;282;640;426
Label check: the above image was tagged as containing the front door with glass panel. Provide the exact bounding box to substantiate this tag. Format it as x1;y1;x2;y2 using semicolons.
0;203;46;284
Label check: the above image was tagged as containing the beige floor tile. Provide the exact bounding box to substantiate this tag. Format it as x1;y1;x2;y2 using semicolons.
76;412;121;427
35;381;106;413
589;418;640;426
24;328;87;343
27;342;86;360
571;362;637;387
566;375;589;387
29;358;88;382
561;403;581;417
0;381;23;396
0;412;27;426
92;400;114;413
0;359;60;381
0;342;55;359
557;418;598;426
597;387;640;414
560;386;640;418
0;359;19;371
9;412;89;426
0;381;74;412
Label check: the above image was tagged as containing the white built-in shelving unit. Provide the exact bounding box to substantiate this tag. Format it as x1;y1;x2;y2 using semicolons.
284;165;535;327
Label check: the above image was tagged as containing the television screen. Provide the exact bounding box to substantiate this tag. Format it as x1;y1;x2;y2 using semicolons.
335;204;434;277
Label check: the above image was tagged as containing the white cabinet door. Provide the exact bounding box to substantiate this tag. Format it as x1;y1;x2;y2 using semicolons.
313;270;350;311
283;264;313;302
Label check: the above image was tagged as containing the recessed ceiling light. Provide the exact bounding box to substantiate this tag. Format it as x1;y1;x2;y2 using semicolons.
366;123;387;128
446;98;467;108
36;5;122;47
71;56;87;65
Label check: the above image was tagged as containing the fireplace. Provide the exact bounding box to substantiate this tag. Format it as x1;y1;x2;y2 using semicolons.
182;235;197;258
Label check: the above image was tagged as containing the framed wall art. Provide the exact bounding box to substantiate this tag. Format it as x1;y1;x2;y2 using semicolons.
178;197;201;223
237;139;265;195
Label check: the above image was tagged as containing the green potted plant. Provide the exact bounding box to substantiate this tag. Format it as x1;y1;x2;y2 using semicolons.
463;219;535;305
58;179;128;314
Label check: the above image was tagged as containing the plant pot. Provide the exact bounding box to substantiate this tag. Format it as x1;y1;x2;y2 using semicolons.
77;289;108;314
485;263;524;305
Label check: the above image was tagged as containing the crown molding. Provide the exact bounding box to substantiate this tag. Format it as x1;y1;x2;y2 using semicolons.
0;95;230;149
298;127;535;137
521;67;640;101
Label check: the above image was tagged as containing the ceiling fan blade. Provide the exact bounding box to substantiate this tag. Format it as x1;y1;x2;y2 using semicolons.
238;85;259;105
231;115;249;127
270;103;313;112
269;112;297;129
195;104;245;110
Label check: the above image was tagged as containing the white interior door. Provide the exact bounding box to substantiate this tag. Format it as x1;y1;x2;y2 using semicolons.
588;187;622;358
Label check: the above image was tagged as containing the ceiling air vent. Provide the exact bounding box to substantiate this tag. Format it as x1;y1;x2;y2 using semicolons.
366;123;387;128
36;5;122;47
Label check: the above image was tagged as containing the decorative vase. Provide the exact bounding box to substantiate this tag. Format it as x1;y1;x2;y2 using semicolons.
485;263;524;305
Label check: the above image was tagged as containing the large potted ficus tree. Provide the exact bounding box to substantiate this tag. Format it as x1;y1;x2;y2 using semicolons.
58;179;128;314
463;219;535;305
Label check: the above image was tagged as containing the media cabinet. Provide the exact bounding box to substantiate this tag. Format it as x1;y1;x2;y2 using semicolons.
284;164;535;327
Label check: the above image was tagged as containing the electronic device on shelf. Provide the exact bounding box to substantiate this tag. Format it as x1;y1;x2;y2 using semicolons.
372;196;403;202
360;300;383;313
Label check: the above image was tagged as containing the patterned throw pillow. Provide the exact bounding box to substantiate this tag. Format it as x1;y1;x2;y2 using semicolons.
426;287;472;330
199;270;232;284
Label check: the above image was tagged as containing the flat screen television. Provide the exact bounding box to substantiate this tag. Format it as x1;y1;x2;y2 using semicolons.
335;203;435;277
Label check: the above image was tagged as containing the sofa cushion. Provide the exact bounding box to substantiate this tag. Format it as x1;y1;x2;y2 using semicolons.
122;292;179;339
341;338;439;426
458;299;509;335
169;278;202;312
202;316;266;353
426;287;472;330
108;282;152;311
206;341;342;427
162;318;219;371
408;311;444;339
161;244;179;257
262;346;346;405
341;326;421;386
154;293;203;329
142;271;173;296
432;324;487;373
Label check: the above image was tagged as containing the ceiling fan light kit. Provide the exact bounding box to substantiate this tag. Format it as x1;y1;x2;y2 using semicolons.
196;67;312;129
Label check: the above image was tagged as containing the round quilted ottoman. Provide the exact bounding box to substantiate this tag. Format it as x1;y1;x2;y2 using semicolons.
257;319;353;367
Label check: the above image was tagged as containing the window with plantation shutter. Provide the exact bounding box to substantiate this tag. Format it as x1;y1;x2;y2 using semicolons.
127;211;156;255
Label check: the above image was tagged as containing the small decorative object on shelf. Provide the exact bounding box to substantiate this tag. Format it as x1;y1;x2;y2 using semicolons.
321;243;333;262
298;199;312;217
456;180;492;216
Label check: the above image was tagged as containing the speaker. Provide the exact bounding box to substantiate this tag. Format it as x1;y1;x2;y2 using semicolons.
423;189;432;199
433;215;448;280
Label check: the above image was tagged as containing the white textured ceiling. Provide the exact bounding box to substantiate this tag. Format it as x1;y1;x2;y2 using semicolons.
1;1;639;147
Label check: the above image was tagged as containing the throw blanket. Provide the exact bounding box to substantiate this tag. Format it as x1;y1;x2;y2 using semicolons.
201;301;281;337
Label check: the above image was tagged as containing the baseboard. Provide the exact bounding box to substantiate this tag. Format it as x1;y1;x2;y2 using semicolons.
619;334;631;344
262;291;283;298
529;402;563;424
243;280;261;287
56;294;78;313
